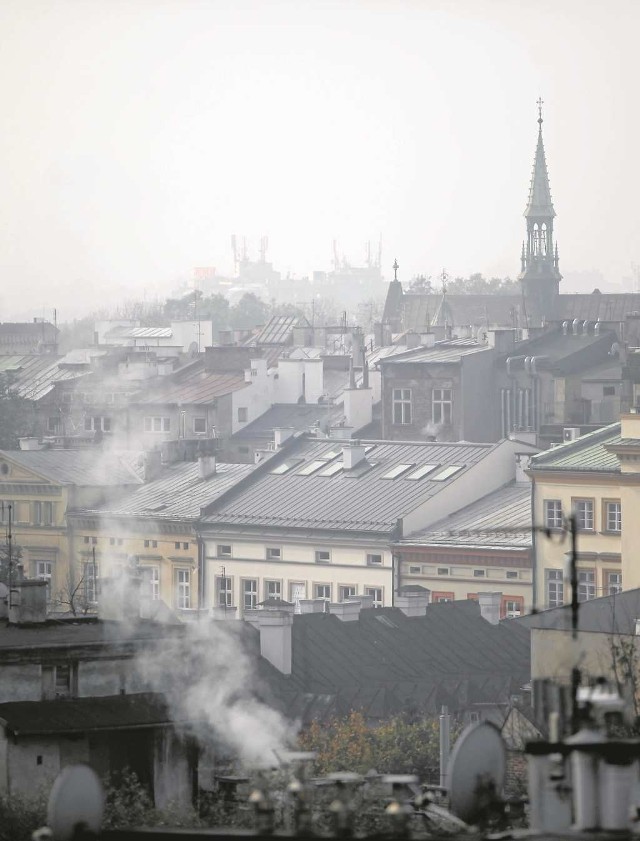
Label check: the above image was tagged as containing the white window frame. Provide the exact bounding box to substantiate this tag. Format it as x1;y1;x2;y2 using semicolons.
175;568;191;610
265;580;282;599
266;547;281;561
432;388;453;425
216;575;232;607
314;583;331;601
144;416;171;433
243;578;258;610
546;568;564;608
605;501;621;533
84;562;98;604
392;388;412;425
315;549;331;564
577;569;596;602
607;571;622;595
366;553;383;566
193;417;207;434
574;499;594;532
339;585;357;601
365;586;383;607
544;499;563;530
504;599;523;618
36;560;53;600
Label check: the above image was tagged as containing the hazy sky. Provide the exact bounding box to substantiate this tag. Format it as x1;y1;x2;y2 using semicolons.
1;0;639;321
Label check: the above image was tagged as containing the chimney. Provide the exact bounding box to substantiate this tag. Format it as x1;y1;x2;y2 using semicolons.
515;452;533;483
198;455;217;480
478;591;502;624
299;598;327;614
255;609;293;674
350;593;374;611
342;442;366;470
328;600;361;621
395;586;430;617
8;579;48;624
406;332;420;349
420;332;436;348
143;450;162;482
274;427;294;448
18;437;44;451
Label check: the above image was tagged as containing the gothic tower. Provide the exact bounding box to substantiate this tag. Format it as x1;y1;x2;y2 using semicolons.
518;100;562;326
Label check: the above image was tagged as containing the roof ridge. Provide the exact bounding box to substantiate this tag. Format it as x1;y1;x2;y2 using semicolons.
531;421;620;464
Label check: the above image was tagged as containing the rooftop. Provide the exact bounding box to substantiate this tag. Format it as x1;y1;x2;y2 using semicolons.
252;315;309;345
232;402;345;441
0;354;89;401
77;459;254;521
380;338;491;366
132;369;248;405
201;435;498;534
516;588;640;635
529;423;621;472
0;448;145;487
400;482;532;549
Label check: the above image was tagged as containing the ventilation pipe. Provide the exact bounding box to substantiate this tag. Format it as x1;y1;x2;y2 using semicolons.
572;318;581;335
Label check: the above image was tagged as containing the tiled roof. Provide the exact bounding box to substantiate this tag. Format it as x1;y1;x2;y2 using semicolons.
0;449;144;487
286;602;530;715
78;460;254;521
232;403;344;441
133;371;247;405
516;588;640;635
201;435;496;534
529;423;621;472
401;482;531;549
380;339;491;365
0;693;172;735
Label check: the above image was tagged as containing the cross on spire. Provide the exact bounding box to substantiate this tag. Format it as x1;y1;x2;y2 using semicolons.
392;259;399;281
537;96;544;125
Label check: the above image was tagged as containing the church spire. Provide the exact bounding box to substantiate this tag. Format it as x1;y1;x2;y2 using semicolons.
524;98;555;219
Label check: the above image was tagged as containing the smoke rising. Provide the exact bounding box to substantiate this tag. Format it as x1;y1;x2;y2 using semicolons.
137;619;297;769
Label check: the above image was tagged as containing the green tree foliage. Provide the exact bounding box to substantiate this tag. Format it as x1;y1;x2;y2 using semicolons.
298;711;450;782
445;273;519;296
0;376;34;449
229;293;269;330
163;291;230;338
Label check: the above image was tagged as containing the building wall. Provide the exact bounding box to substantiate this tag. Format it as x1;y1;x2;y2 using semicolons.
460;351;497;442
530;628;636;684
531;473;622;610
203;536;393;611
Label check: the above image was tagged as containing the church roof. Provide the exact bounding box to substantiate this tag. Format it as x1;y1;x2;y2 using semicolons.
525;118;555;219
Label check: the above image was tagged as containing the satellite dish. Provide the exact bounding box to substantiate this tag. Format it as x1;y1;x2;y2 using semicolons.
47;764;105;841
447;721;506;824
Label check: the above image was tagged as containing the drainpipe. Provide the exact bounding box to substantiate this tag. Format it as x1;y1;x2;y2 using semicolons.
530;473;537;612
197;533;206;615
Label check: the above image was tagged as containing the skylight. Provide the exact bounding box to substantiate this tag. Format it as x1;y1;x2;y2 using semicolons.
318;461;343;477
382;464;415;480
430;464;465;481
405;464;439;480
271;462;294;475
321;450;341;460
297;460;328;476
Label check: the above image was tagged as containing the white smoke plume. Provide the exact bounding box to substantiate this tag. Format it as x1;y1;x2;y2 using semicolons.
137;619;297;769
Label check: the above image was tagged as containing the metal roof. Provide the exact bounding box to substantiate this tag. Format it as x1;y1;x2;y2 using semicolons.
0;449;144;487
529;423;621;472
253;315;306;345
0;355;89;401
79;460;254;521
380;339;492;365
133;371;248;405
401;482;532;549
233;403;344;441
516;587;640;635
106;326;173;339
201;436;495;534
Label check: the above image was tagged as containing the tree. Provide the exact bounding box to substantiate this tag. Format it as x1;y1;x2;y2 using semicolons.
0;525;22;587
445;274;519;296
0;376;34;450
229;293;269;330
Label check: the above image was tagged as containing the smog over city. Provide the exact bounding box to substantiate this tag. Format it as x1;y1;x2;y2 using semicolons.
2;1;640;839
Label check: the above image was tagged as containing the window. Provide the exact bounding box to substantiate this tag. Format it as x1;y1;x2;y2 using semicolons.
176;569;191;609
149;567;160;600
84;563;98;603
55;665;72;699
183;542;189;550
392;388;412;424
243;579;258;610
217;545;232;558
290;582;306;607
365;586;383;607
544;500;563;529
175;542;181;550
315;549;331;564
473;569;486;577
432;388;453;425
502;598;524;618
266;547;281;560
193;417;207;434
315;583;331;600
367;553;383;566
47;416;60;433
144;540;158;549
217;576;232;607
506;571;518;580
265;580;282;599
574;499;594;531
110;538;116;546
84;416;111;432
32;501;41;525
144;416;170;433
409;565;421;574
546;569;564;608
84;536;89;544
607;571;622;595
339;585;357;601
605;501;621;533
382;464;415;479
437;567;450;575
237;407;248;423
603;385;616;397
577;570;596;602
36;561;53;600
0;502;13;525
432;591;454;603
91;537;97;545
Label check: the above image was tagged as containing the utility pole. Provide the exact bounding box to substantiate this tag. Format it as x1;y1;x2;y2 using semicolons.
2;503;13;610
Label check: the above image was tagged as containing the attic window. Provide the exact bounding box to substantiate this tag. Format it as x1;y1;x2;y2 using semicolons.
430;465;465;481
405;464;439;480
270;459;302;475
318;462;343;477
297;460;327;476
322;450;341;460
382;464;415;480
